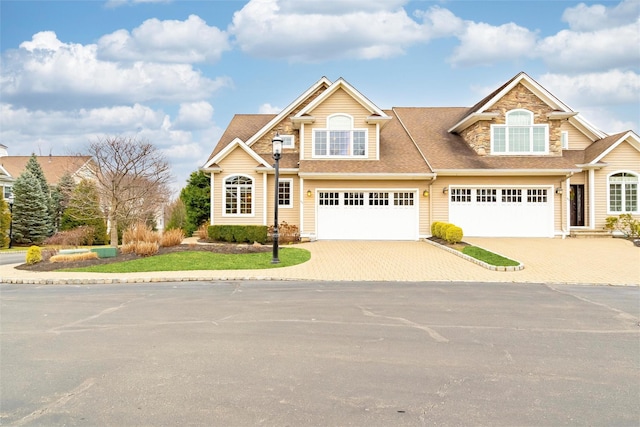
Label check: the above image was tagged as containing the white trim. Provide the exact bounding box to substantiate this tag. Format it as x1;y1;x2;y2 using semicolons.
300;123;305;160
209;173;215;225
262;172;268;226
490;109;549;155
221;174;255;217
561;131;569;149
281;135;295;149
204;138;271;169
606;170;639;214
245;76;332;147
312;127;368;159
589;169;595;229
278;178;294;208
299;177;305;235
591;131;640;164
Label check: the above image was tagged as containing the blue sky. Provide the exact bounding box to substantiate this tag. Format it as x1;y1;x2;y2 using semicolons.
1;0;638;194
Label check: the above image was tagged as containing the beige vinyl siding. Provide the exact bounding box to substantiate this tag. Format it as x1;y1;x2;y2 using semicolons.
560;121;595;150
266;173;301;228
301;180;429;237
303;88;378;160
593;142;640;229
213;148;264;226
431;176;564;235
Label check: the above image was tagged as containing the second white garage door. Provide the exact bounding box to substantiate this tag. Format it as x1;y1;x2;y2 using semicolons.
317;190;418;240
448;186;554;237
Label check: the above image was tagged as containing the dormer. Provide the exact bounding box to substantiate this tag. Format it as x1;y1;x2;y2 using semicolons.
293;78;392;161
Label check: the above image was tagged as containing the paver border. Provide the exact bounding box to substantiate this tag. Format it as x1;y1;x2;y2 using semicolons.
422;239;524;272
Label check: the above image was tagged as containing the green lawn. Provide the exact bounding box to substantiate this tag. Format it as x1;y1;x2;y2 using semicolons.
462;246;520;267
62;247;311;273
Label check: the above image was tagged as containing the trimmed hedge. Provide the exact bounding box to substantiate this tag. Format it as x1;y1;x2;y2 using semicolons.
208;225;268;244
444;225;463;244
431;221;464;243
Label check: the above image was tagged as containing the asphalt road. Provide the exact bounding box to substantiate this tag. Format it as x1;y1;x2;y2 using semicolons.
1;281;639;426
0;252;25;266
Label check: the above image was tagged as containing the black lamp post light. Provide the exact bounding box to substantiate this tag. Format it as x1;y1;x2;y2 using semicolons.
271;132;283;264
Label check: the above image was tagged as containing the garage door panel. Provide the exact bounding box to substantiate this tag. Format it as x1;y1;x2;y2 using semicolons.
449;187;553;238
317;191;417;240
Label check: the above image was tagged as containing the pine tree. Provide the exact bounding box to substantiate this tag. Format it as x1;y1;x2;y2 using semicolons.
51;172;76;231
0;196;10;248
60;179;108;245
24;154;54;236
180;171;211;236
11;170;50;245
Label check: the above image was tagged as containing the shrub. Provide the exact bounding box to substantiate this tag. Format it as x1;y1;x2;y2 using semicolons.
123;222;160;245
132;241;159;257
50;252;99;263
161;228;185;247
197;221;210;240
444;225;464;244
439;223;453;239
604;214;640;238
26;246;42;265
431;221;444;237
207;225;268;244
44;226;96;247
268;221;300;244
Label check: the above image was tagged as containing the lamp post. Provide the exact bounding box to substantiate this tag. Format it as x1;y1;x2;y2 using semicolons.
271;133;283;264
8;195;14;249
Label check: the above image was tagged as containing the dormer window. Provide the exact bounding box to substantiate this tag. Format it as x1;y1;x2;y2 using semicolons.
313;114;367;158
491;109;548;155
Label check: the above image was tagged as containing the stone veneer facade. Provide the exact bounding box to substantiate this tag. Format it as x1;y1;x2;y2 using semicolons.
460;83;564;156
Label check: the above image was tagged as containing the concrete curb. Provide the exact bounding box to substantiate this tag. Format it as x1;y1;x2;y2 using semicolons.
423;239;524;272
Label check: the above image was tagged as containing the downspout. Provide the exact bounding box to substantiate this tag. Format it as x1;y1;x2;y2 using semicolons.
210;173;215;225
588;169;595;230
299;177;305;238
429;175;437;237
263;172;268;226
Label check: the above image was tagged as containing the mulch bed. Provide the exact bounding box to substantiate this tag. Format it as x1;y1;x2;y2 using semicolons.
14;242;272;272
426;236;470;249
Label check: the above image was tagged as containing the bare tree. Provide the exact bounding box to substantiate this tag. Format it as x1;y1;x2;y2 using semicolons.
87;136;173;246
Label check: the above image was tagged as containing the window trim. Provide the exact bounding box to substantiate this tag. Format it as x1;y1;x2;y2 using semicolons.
278;178;293;208
607;171;639;214
490;109;549;155
561;131;569;149
312;113;368;159
281;135;295;149
222;174;254;217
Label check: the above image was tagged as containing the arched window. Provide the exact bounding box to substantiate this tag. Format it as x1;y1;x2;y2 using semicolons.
608;172;638;213
224;175;253;215
491;109;548;154
313;114;367;157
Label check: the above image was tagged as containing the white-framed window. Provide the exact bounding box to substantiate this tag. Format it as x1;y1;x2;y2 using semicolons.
278;179;293;208
394;192;414;206
368;192;389;206
527;188;548;203
313;114;367;158
344;192;364;206
451;188;472;203
2;185;12;200
477;189;497;203
319;192;339;206
224;175;253;215
561;131;569;149
502;188;522;203
608;172;638;213
281;135;295;149
491;109;548;154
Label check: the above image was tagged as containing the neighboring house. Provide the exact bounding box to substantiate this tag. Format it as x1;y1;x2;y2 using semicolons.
201;72;640;240
0;147;94;199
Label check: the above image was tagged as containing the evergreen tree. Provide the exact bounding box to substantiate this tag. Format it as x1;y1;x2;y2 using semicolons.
0;196;10;248
180;171;210;236
24;154;54;236
12;170;50;245
51;172;76;231
165;198;187;231
60;179;108;245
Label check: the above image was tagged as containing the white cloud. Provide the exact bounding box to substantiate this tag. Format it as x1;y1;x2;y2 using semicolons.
230;0;426;62
1;31;231;109
174;102;215;130
448;21;537;67
414;6;465;38
97;15;230;63
539;70;640;107
258;103;281;114
562;0;640;31
536;20;640;72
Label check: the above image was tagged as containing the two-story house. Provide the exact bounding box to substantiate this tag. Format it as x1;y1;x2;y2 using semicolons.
201;72;640;240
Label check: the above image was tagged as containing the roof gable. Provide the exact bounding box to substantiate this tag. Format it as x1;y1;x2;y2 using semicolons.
203;138;271;169
295;77;391;122
0;155;93;185
586;131;640;164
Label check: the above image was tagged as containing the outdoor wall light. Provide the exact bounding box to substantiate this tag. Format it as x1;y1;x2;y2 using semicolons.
423;190;429;197
442;187;449;194
555;187;563;195
306;190;312;197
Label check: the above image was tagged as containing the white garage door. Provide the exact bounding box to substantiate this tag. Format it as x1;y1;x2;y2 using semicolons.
448;187;554;237
317;191;418;240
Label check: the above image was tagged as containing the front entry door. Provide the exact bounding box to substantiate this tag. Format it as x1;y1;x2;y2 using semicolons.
570;184;585;226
